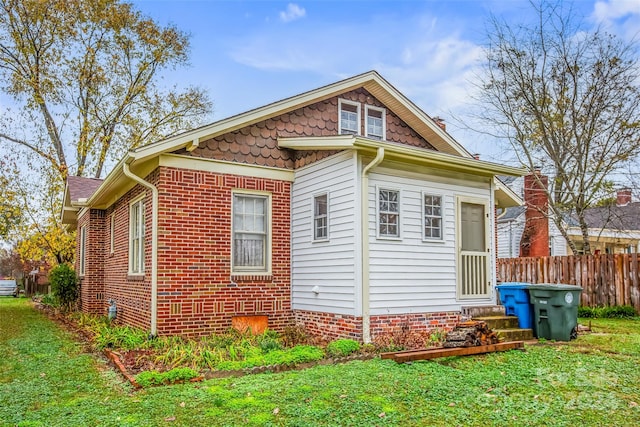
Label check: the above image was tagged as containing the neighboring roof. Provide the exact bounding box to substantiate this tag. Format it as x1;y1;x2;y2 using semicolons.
497;206;526;222
67;176;104;202
580;203;640;231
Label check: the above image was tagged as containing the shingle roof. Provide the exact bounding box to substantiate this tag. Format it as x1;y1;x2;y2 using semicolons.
497;205;526;222
580;202;640;231
67;176;104;203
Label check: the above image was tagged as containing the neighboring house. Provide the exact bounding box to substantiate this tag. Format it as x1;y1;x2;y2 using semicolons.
497;174;640;257
61;71;523;342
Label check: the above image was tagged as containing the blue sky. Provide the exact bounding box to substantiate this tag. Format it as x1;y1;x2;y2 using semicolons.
131;0;640;161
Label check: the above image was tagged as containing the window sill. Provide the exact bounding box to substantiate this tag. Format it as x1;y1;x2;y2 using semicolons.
422;238;445;244
231;274;273;283
127;274;145;281
312;238;330;244
377;236;402;241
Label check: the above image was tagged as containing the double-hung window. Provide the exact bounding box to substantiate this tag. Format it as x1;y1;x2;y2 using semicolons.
365;106;385;139
339;99;360;135
129;197;145;274
313;193;328;241
233;193;269;272
423;194;443;240
79;225;86;276
378;188;400;238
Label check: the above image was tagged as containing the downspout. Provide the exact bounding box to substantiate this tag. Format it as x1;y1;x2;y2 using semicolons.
361;147;384;343
123;162;159;337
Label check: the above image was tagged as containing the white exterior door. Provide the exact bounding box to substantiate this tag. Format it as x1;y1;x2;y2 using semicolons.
458;197;491;299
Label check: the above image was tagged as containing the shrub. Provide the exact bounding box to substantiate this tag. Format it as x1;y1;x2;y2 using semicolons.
39;293;58;307
326;339;360;358
135;367;199;388
578;305;637;319
48;264;78;312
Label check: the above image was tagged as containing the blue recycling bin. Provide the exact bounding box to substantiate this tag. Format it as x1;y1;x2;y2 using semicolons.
496;282;533;330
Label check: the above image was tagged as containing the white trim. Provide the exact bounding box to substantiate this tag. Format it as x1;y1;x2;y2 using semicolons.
128;194;146;275
79;225;86;276
312;191;330;242
231;190;272;275
159;153;294;182
421;192;445;242
376;185;402;240
338;98;361;135
365;105;386;140
456;195;492;301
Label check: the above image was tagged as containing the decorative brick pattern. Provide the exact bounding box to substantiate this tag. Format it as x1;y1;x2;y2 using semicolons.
154;166;291;337
294;310;460;342
77;208;106;315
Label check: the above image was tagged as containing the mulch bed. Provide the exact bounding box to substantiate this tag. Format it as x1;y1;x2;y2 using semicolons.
31;301;377;389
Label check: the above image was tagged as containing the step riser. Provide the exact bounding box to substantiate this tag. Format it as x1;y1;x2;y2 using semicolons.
496;329;534;341
461;305;505;318
475;317;520;330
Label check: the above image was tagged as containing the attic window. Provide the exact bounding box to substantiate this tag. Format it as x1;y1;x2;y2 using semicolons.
366;106;385;139
339;99;360;135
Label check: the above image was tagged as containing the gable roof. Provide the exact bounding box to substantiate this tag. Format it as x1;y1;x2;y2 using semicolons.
572;203;640;231
61;70;525;223
61;176;104;226
129;70;471;164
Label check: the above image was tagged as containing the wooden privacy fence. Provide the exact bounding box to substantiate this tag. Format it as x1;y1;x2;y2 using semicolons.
496;254;640;312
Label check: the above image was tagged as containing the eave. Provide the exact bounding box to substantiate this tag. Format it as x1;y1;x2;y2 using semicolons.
278;135;525;177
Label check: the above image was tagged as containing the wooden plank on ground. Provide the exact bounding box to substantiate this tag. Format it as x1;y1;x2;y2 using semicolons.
389;341;524;363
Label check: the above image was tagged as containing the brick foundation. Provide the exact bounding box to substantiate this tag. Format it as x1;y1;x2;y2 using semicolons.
294;309;460;342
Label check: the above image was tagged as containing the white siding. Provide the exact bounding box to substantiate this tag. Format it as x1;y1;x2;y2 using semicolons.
367;170;492;315
497;217;525;258
291;152;359;314
549;220;568;256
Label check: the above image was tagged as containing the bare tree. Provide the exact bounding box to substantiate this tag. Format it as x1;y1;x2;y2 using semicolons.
474;1;640;254
0;0;212;263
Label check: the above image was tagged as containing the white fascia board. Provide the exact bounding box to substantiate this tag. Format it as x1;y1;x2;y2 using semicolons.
565;227;640;239
277;135;356;150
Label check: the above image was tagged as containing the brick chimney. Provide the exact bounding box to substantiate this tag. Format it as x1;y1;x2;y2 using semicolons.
520;169;550;257
616;188;632;206
432;116;446;131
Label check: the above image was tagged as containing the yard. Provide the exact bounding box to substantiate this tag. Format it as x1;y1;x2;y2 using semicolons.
1;298;639;427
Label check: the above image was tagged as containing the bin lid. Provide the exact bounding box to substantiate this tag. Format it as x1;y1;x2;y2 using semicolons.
496;282;531;289
526;283;582;291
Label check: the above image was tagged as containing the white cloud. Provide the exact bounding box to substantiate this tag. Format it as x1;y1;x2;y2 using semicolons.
593;0;640;22
279;3;306;23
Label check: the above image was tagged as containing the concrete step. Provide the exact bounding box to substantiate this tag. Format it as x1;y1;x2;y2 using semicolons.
461;305;505;318
496;328;534;342
473;315;520;330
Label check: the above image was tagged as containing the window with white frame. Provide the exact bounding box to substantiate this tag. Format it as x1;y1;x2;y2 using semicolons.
109;213;115;254
232;193;269;272
129;197;145;274
79;225;86;276
423;194;443;240
378;188;400;238
313;193;328;241
339;99;360;135
365;105;385;139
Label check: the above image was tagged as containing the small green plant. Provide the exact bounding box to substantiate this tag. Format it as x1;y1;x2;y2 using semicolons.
135;367;199;387
326;339;360;358
39;293;58;307
579;305;637;319
48;263;78;312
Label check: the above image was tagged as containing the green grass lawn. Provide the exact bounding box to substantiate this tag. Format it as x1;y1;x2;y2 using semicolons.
1;297;639;426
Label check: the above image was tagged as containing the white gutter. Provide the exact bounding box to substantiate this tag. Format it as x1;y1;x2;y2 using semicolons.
122;163;159;337
360;147;385;343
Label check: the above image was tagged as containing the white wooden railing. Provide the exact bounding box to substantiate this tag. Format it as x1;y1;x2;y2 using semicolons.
460;251;489;298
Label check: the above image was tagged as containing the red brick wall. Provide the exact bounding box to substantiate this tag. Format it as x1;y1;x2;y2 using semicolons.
103;179;153;331
77;208;106;314
294;309;460;342
155;167;291;336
